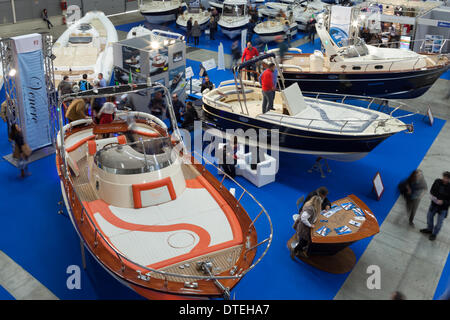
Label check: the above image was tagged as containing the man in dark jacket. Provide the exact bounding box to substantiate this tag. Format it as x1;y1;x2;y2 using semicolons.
181;101;198;131
58;76;73;96
299;186;331;213
149;91;166;118
420;171;450;240
186;17;193;44
169;93;184;124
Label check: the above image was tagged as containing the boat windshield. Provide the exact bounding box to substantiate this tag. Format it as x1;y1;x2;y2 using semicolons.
223;4;246;16
94;137;176;175
68;36;93;44
341;39;369;58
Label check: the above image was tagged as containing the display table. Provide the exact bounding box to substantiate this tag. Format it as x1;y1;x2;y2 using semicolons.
288;194;379;273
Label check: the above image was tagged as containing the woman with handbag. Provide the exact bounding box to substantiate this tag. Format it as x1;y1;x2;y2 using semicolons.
291;195;322;259
9;123;32;178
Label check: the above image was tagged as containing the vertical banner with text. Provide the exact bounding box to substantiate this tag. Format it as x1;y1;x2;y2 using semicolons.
12;33;52;150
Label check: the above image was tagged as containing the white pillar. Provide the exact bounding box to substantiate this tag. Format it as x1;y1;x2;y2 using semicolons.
11;0;16;24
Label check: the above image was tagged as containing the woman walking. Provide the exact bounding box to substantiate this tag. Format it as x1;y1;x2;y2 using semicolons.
291;195;322;258
399;169;428;226
192;20;201;46
10;123;32;178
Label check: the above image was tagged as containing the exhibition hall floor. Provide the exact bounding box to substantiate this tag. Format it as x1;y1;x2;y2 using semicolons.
0;13;449;300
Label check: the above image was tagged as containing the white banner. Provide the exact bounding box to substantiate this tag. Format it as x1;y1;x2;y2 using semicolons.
11;33;42;54
329;5;352;46
217;42;225;70
13;34;52;151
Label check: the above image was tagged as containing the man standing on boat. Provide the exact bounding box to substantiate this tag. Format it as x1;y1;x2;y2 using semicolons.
261;63;276;114
241;42;259;81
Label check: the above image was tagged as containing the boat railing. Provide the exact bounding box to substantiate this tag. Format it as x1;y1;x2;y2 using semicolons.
367;38;450;55
59;147;273;284
278;91;417;133
336;54;439;73
192;151;273;275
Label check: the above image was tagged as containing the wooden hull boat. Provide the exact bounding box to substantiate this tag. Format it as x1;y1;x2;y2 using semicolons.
55;84;272;299
52;11;118;88
277;15;450;99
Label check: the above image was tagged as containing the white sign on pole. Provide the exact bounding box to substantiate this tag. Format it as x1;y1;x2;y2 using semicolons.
185;66;194;79
217;42;225;70
241;29;247;53
202;58;216;71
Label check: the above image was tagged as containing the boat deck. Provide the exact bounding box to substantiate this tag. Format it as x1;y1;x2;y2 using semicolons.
69;138;244;282
281;52;444;73
206;86;405;135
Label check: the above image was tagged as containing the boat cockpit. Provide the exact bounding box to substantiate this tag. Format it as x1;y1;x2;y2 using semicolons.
94;137;176;175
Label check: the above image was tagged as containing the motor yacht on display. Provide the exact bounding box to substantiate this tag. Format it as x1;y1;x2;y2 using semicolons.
276;15;450;98
218;0;251;39
202;53;414;161
259;0;326;30
139;0;184;24
254;16;298;43
56;83;272;299
52;11;118;87
176;4;211;31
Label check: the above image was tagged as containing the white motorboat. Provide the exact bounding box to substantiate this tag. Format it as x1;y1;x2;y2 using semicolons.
218;0;251;39
261;0;327;30
176;5;210;31
276;15;450;98
202;53;412;161
55;83;272;300
209;0;224;12
139;0;183;24
126;25;153;39
254;17;298;43
52;11;118;87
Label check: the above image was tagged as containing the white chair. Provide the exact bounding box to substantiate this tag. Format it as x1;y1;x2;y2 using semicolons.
216;143;277;188
239;151;277;187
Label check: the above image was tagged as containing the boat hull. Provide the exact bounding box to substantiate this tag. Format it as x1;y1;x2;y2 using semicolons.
282;64;449;99
219;24;248;39
61;181;209;300
140;8;179;24
256;26;298;43
202;103;396;161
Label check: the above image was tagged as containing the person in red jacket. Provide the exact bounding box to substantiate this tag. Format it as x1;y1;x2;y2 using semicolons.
241;42;259;81
261;63;276;113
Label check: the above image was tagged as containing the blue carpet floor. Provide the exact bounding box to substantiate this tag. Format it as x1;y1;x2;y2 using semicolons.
0;91;445;299
0;286;14;300
433;251;450;300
